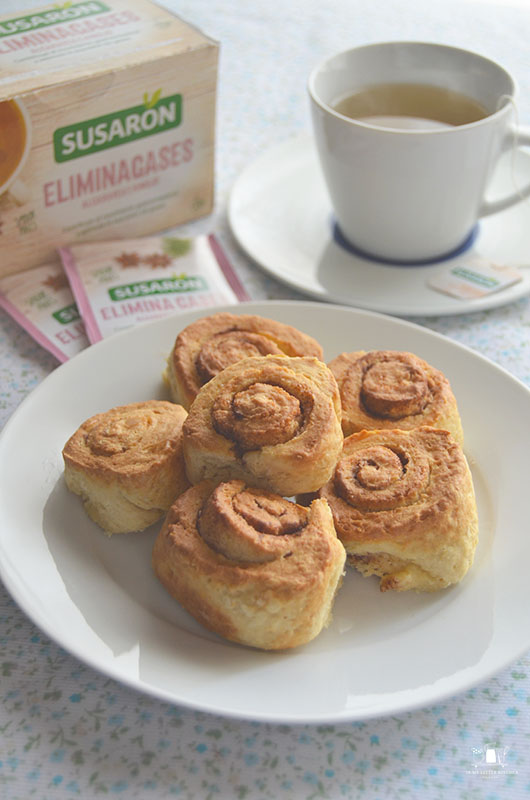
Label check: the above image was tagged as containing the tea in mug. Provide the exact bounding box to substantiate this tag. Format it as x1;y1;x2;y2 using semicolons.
332;83;489;129
0;100;26;186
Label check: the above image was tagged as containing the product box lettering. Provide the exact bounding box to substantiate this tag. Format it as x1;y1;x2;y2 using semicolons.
0;0;218;278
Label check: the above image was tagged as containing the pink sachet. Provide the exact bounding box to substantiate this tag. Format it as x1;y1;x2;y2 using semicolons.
59;233;249;343
0;262;89;362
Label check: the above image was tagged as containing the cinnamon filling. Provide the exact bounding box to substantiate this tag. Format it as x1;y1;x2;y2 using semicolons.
360;357;431;419
198;481;307;562
352;446;405;490
335;444;429;512
233;488;308;535
85;409;157;456
212;382;303;449
195;330;283;384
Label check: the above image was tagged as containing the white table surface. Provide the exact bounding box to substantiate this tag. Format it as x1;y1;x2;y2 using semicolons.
1;0;530;798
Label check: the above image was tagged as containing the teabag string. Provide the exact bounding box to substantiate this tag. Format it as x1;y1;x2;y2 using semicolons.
500;94;530;208
489;94;530;273
428;97;530;297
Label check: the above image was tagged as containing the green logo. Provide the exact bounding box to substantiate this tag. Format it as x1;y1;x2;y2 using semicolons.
52;303;81;325
0;2;110;38
109;274;207;301
53;92;182;163
451;266;499;288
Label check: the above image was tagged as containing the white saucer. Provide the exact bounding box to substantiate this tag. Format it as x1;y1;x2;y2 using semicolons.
228;134;530;316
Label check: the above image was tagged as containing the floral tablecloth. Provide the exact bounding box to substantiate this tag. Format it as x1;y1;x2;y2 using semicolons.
1;0;530;797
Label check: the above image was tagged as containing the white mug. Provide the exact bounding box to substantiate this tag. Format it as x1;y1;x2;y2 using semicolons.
308;42;530;262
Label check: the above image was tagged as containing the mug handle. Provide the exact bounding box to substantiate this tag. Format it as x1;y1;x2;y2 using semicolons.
479;125;530;217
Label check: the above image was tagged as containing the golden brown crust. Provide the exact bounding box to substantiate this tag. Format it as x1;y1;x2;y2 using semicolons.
165;312;324;408
63;400;190;534
198;480;309;562
314;427;478;591
328;350;463;443
152;480;346;649
182;355;344;496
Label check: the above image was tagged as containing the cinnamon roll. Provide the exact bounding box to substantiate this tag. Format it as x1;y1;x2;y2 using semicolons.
63;400;190;534
328;350;463;443
152;480;346;649
182;355;343;496
165;311;324;408
314;427;478;592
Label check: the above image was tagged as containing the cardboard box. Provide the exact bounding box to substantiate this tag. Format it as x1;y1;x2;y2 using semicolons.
0;0;218;278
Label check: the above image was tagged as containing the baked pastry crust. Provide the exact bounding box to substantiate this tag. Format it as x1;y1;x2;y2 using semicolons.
152;480;346;650
182;355;343;496
314;427;478;592
63;400;189;534
165;311;324;408
328;350;463;443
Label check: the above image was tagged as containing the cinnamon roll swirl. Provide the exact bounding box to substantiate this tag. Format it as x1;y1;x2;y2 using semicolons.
328;350;463;443
165;312;324;408
314;427;478;592
182;355;343;496
63;400;190;534
152;480;346;649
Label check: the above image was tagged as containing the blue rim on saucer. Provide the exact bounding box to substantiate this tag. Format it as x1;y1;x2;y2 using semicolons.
332;220;481;266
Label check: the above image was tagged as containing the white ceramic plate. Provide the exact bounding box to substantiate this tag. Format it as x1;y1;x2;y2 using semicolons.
1;301;529;724
228;135;530;316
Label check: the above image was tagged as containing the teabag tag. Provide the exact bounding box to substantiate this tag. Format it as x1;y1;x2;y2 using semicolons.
0;262;89;362
427;254;524;299
60;234;249;343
